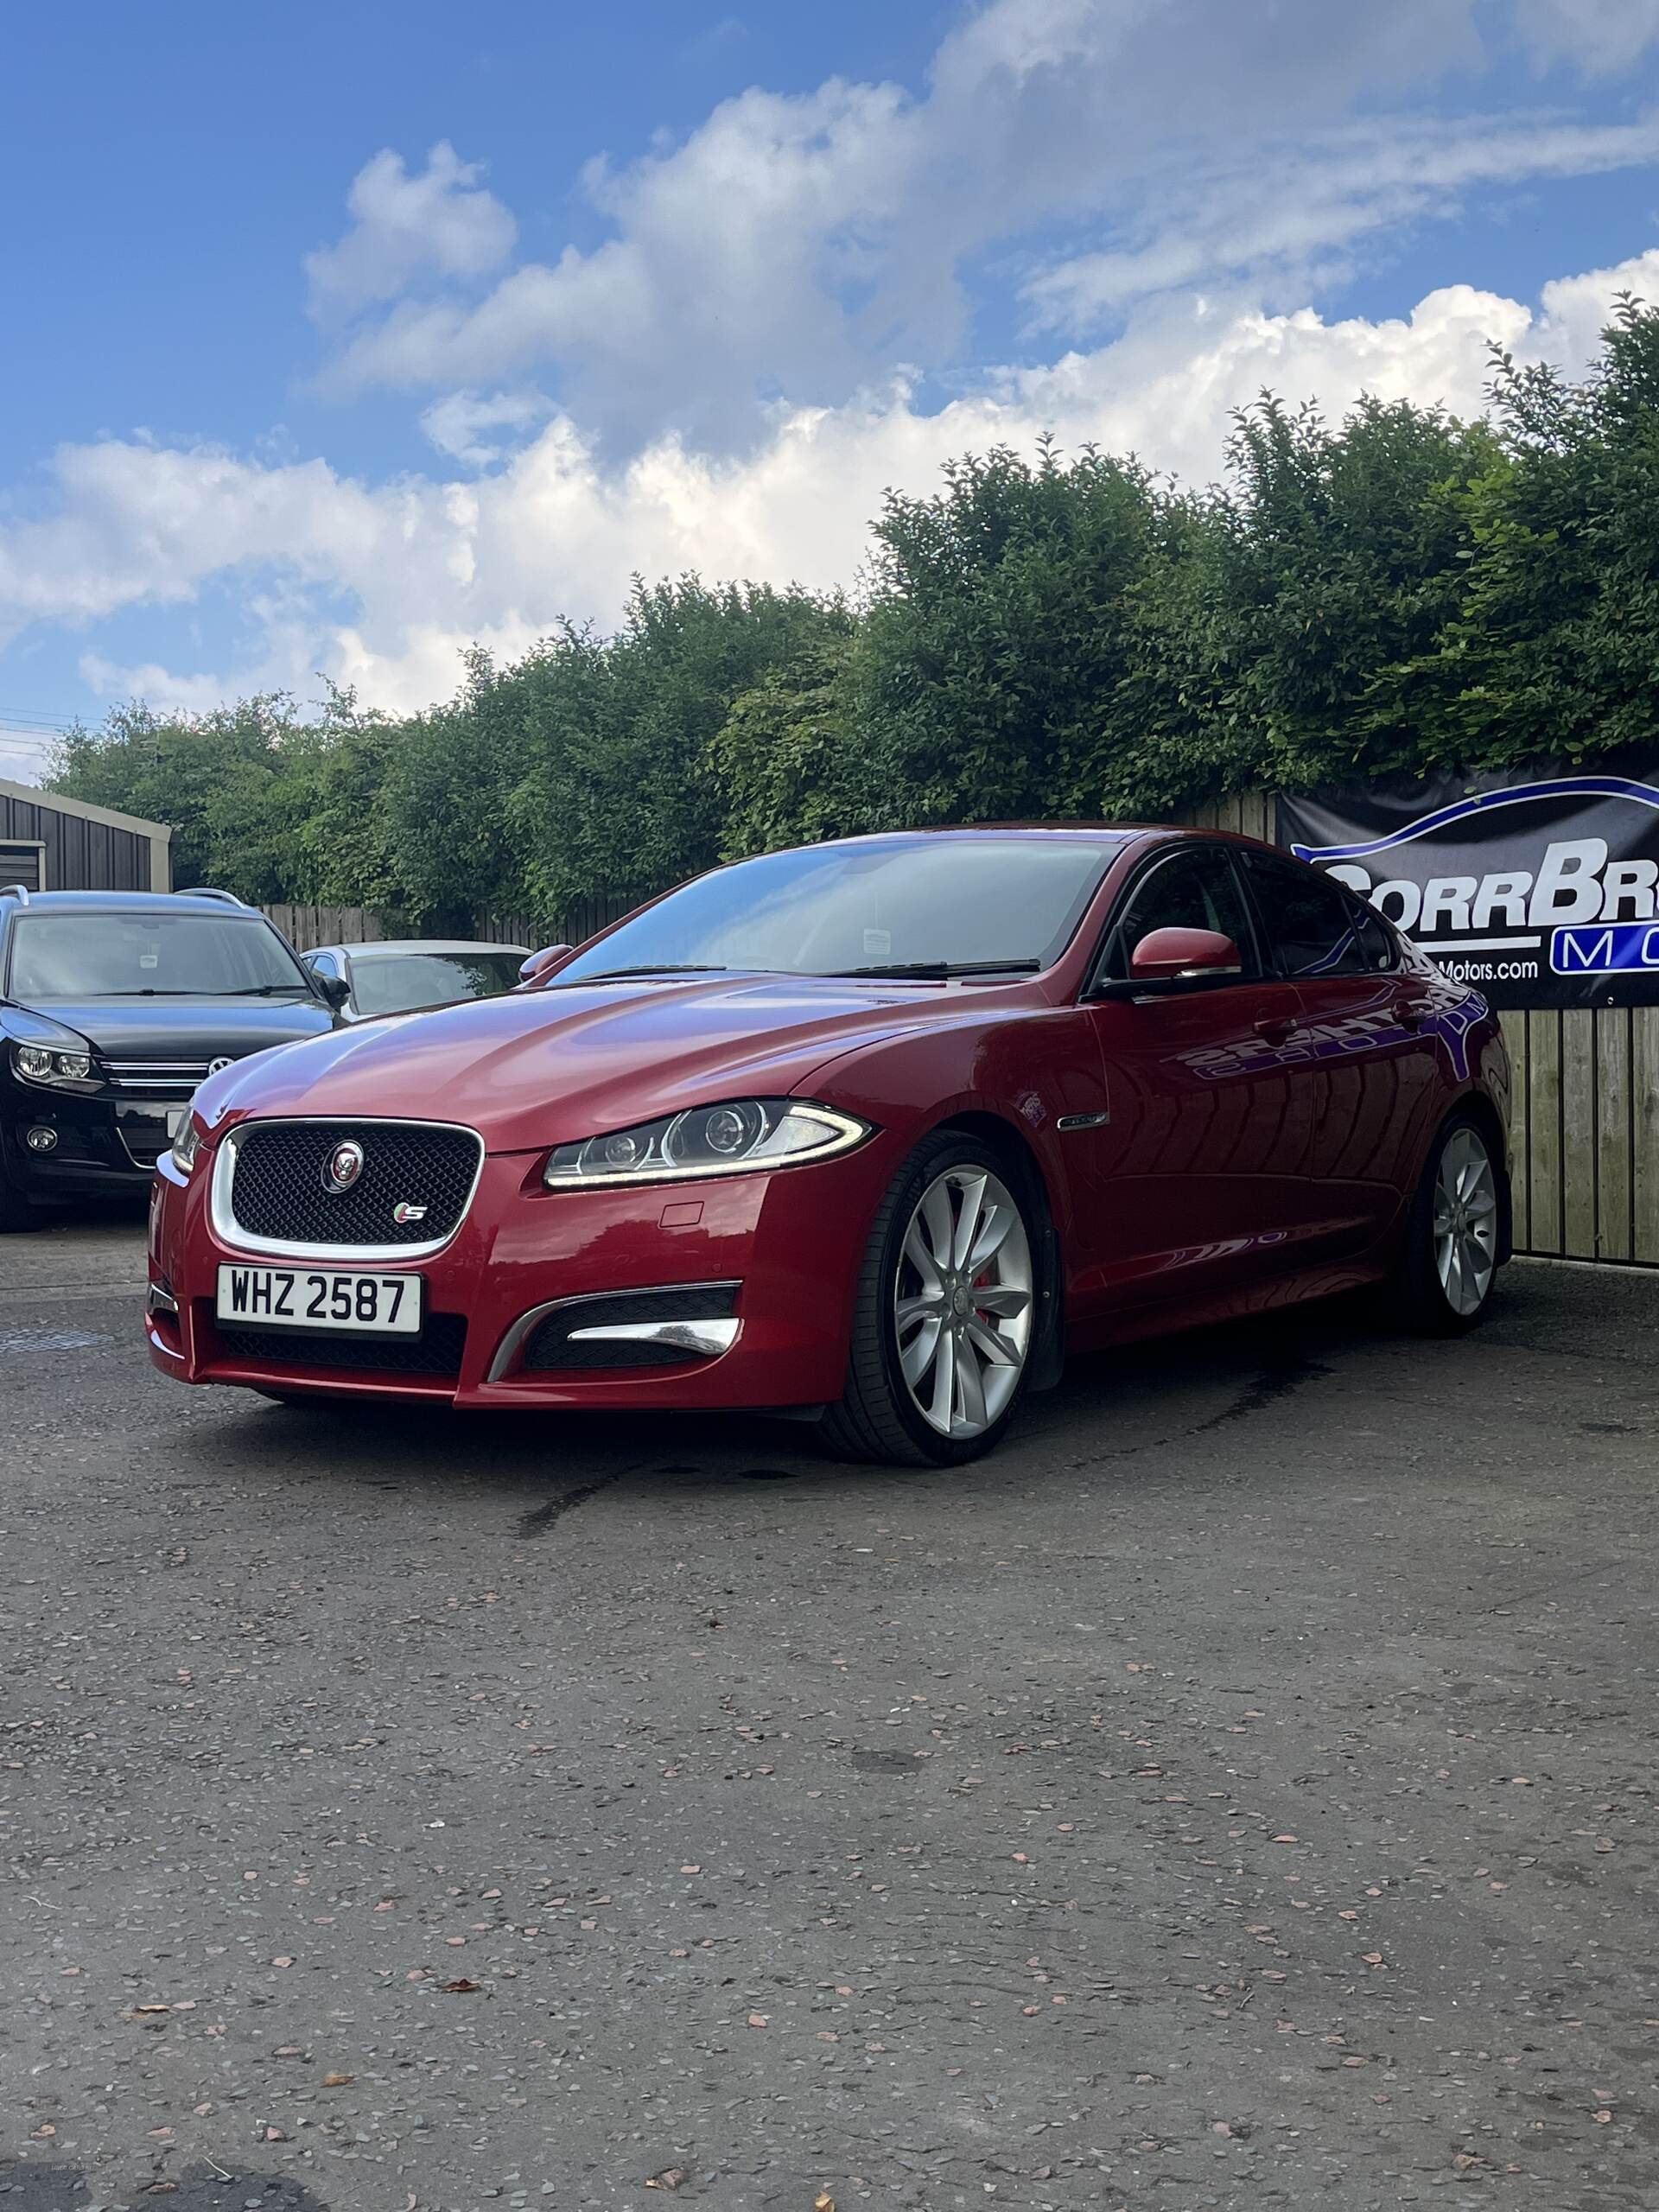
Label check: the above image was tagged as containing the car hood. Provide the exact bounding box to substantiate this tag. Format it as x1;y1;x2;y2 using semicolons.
193;973;996;1152
3;997;335;1060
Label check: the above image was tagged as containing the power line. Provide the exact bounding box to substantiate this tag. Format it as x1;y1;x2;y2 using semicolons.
0;707;80;732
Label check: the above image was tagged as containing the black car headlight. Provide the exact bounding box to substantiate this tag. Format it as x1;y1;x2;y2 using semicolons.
13;1042;94;1086
543;1099;870;1189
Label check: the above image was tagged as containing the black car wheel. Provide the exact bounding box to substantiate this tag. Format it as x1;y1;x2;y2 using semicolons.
0;1161;41;1234
1384;1110;1506;1335
817;1131;1039;1467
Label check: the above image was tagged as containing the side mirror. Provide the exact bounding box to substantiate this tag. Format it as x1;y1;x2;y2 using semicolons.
318;974;351;1010
518;943;574;988
1128;926;1243;983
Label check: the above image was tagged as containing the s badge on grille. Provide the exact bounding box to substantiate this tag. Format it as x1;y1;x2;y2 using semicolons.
322;1139;365;1193
207;1055;235;1077
392;1201;427;1225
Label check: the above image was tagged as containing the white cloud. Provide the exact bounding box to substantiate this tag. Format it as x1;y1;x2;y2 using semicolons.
301;0;1659;451
304;142;517;321
17;246;1656;723
419;390;554;467
1512;0;1659;72
1025;115;1659;331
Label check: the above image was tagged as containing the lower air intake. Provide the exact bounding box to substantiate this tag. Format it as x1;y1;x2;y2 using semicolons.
215;1313;467;1380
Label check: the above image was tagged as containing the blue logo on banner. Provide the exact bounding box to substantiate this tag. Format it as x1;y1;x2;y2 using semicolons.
1288;772;1659;865
1550;921;1659;975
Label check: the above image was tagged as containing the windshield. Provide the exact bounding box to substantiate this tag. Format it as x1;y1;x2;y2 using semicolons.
352;951;526;1016
7;913;315;1000
555;838;1119;985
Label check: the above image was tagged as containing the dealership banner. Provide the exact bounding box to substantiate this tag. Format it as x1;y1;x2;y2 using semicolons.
1278;756;1659;1008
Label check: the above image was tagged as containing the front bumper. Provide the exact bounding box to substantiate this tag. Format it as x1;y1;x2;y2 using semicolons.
146;1134;901;1409
4;1088;181;1198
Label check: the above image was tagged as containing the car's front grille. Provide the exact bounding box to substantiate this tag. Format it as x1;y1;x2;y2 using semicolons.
103;1058;216;1095
214;1313;467;1379
227;1121;481;1249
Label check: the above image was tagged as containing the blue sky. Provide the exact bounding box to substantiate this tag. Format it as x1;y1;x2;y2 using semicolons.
2;0;1657;779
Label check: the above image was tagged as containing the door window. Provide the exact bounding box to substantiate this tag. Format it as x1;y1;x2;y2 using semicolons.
1243;855;1397;979
1095;845;1258;984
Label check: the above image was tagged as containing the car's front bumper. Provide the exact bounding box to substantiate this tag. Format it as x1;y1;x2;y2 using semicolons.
4;1087;181;1200
146;1134;902;1410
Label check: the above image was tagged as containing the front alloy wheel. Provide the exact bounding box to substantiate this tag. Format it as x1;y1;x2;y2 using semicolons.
817;1134;1040;1465
893;1165;1033;1440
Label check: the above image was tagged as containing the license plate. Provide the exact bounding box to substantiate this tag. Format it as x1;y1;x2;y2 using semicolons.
215;1264;423;1335
166;1107;187;1141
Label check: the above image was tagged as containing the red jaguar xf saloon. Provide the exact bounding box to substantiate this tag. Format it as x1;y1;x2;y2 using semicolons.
146;827;1511;1464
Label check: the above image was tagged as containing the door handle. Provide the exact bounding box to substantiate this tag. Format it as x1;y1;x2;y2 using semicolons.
1399;1003;1429;1033
1254;1014;1299;1046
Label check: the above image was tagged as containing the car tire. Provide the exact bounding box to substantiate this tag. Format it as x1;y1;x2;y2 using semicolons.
0;1161;41;1234
1383;1109;1506;1336
817;1130;1041;1467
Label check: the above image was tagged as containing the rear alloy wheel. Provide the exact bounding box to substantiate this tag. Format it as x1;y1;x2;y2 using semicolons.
817;1135;1039;1466
1386;1112;1504;1335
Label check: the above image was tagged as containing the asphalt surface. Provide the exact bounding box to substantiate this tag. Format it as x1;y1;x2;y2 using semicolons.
3;1210;1657;2212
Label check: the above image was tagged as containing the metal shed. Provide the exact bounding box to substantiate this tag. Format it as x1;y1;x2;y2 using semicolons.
0;777;172;895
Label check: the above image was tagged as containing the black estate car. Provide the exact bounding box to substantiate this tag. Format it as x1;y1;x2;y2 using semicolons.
0;886;344;1230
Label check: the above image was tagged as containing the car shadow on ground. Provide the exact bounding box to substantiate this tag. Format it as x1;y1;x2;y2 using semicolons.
173;1287;1402;1522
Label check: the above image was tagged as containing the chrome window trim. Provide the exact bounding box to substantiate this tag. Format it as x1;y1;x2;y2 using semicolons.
487;1280;742;1382
1084;839;1265;997
210;1115;486;1263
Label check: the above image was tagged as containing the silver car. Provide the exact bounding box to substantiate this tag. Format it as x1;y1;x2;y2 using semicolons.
301;938;531;1021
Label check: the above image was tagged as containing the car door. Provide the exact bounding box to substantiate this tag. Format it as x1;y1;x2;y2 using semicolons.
1237;849;1442;1251
1072;840;1315;1313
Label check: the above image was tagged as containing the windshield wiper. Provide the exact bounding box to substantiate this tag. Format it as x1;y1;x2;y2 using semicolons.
88;985;308;998
206;984;313;996
829;960;1042;981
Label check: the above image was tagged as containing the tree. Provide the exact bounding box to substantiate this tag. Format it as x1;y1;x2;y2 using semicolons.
710;637;887;859
42;302;1659;912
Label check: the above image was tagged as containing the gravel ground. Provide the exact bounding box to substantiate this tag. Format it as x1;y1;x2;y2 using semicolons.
2;1211;1656;2212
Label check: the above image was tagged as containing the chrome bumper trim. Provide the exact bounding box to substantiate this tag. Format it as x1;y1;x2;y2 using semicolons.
487;1281;741;1382
566;1317;740;1357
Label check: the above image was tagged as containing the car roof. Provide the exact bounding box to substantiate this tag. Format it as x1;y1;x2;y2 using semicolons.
0;890;277;918
821;825;1137;845
320;938;531;958
789;823;1278;851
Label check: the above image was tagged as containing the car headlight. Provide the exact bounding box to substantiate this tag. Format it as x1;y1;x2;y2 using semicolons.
543;1099;871;1188
13;1042;93;1084
170;1121;203;1174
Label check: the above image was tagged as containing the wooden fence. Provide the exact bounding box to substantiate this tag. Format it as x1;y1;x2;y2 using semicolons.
262;903;397;952
475;892;642;951
1185;791;1659;1268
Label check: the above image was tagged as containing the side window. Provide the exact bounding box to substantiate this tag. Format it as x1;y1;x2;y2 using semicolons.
1347;898;1400;974
1097;846;1258;982
1243;855;1396;978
